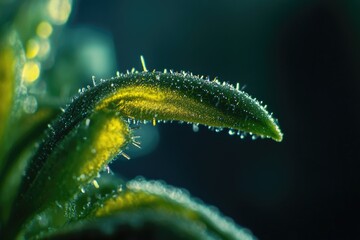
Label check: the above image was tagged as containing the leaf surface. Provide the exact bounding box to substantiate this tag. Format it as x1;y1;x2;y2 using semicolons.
26;177;256;240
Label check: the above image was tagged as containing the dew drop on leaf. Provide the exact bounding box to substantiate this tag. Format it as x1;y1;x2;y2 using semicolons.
215;127;223;133
92;179;99;189
85;118;90;127
192;123;199;132
228;129;236;136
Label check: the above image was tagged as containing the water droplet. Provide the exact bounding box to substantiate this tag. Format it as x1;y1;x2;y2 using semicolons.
92;179;100;189
215;127;223;133
85;118;90;127
192;123;199;132
105;165;111;174
77;174;86;181
228;129;236;135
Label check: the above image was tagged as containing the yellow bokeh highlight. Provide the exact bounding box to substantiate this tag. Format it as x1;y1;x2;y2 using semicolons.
22;61;40;83
25;39;40;59
47;0;72;25
36;21;53;39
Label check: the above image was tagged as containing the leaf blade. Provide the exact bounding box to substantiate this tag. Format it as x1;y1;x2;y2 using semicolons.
25;177;256;240
95;72;283;142
22;70;282;199
8;111;131;238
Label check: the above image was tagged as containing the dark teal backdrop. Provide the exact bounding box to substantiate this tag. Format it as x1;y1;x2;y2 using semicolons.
67;1;360;239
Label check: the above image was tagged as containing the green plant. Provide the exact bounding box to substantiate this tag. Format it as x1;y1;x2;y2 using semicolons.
0;1;282;239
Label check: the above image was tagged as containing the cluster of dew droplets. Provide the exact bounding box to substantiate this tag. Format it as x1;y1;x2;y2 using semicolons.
187;120;258;140
188;121;259;140
77;84;91;95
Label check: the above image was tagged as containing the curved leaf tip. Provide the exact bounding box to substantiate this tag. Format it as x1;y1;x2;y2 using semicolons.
95;70;283;142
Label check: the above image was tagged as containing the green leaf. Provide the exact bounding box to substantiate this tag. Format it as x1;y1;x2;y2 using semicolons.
7;111;131;238
24;177;256;240
20;175;125;239
95;71;283;142
27;71;283;187
0;106;60;223
46;211;219;240
19;70;282;198
92;178;256;240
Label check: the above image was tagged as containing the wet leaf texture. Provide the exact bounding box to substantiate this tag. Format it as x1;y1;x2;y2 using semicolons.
17;70;282;217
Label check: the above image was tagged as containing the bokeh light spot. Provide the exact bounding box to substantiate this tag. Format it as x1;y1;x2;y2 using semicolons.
22;61;40;83
38;39;51;58
36;21;53;39
25;39;40;59
23;95;38;114
47;0;72;25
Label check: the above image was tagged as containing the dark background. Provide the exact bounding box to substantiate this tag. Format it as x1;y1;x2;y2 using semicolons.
67;0;360;239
